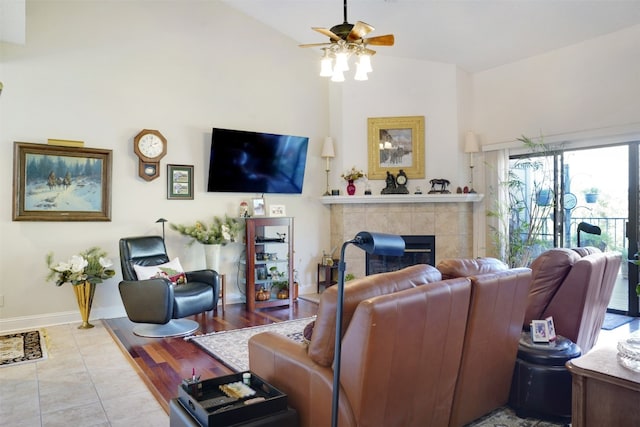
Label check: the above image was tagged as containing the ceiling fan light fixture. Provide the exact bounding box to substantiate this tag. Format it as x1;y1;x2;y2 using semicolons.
320;51;334;77
331;68;346;82
354;62;369;81
357;53;372;73
303;0;392;82
334;51;350;72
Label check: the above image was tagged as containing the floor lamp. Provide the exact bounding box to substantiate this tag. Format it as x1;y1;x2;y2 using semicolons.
322;137;335;196
156;218;167;241
331;231;405;427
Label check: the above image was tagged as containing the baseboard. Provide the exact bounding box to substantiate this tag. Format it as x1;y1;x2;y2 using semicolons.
0;306;127;333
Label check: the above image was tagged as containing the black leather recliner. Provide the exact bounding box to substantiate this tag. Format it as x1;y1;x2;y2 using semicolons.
118;236;219;337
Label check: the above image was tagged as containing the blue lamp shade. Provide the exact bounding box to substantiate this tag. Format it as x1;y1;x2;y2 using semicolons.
352;231;405;256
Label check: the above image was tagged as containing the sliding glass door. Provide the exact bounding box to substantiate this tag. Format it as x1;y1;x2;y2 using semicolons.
508;141;639;316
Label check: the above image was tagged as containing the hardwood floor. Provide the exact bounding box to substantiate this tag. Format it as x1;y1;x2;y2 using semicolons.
103;299;318;414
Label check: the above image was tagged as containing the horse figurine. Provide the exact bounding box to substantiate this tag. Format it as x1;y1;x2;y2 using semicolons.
429;178;451;194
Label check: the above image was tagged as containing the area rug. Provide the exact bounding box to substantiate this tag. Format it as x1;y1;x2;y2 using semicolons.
467;406;565;427
0;330;48;367
185;317;315;372
602;313;635;330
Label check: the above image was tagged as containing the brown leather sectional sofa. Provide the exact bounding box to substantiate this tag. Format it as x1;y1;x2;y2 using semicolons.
249;261;532;427
523;247;621;353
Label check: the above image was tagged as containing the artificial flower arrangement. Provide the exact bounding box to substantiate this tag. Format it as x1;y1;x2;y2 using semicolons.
341;166;366;182
46;247;116;286
170;215;243;245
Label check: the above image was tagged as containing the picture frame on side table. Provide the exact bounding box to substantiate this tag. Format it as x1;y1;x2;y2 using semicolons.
167;164;194;200
269;204;286;217
12;142;112;221
367;116;425;180
531;320;550;343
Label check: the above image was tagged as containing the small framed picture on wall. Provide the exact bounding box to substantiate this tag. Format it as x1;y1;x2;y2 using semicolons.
252;198;266;216
167;164;194;200
269;204;286;217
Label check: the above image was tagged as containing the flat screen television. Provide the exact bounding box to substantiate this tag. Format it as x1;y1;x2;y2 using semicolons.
207;127;309;194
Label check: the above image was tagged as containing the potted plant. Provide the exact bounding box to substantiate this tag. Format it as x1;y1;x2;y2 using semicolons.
269;266;289;299
487;135;557;267
584;187;599;203
170;215;243;271
46;247;116;329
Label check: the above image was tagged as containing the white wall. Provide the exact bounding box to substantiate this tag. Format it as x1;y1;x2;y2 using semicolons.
472;24;640;145
329;56;469;195
0;0;331;330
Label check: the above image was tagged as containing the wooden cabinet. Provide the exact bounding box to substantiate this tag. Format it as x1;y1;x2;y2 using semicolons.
567;345;640;426
244;217;293;312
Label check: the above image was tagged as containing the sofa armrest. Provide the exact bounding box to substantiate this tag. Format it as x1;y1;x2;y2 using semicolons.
185;269;219;305
118;279;173;324
249;332;356;427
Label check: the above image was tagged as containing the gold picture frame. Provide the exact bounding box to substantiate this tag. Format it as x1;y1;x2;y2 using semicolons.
13;142;112;221
367;116;425;179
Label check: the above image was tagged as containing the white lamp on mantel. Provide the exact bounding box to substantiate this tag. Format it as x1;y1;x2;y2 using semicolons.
464;131;480;193
321;137;336;196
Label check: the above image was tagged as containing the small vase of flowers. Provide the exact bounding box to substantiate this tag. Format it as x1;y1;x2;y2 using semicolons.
46;247;116;329
341;167;366;196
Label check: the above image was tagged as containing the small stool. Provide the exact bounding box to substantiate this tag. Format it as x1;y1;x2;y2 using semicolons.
509;331;581;423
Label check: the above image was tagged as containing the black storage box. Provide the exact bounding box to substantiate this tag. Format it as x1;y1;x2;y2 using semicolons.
178;371;288;427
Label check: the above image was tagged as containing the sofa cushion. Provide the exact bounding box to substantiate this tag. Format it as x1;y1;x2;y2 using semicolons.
308;264;442;367
571;246;602;257
133;258;187;285
437;257;508;279
523;248;580;326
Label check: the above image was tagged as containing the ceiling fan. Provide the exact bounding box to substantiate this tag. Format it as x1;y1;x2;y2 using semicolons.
300;0;395;81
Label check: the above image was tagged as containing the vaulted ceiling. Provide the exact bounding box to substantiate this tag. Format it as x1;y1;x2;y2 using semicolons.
3;1;640;73
222;0;640;72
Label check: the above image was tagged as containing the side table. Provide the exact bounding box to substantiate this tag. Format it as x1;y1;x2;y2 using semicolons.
509;332;581;423
567;345;640;427
316;262;339;293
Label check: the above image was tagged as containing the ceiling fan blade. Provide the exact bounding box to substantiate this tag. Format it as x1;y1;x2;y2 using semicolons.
364;48;377;56
364;34;395;46
313;27;341;42
347;21;374;41
299;42;333;48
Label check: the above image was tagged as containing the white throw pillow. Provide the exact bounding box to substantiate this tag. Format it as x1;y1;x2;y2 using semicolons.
133;258;186;285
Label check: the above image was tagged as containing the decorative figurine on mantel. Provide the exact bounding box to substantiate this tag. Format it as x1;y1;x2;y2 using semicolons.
428;178;451;194
381;170;409;194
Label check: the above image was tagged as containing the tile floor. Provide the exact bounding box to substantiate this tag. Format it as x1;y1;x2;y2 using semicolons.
0;320;168;427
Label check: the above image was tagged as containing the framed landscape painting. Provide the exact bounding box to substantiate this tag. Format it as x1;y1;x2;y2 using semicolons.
12;142;112;221
367;116;425;179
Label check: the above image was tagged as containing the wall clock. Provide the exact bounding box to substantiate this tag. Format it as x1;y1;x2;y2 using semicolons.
133;129;167;181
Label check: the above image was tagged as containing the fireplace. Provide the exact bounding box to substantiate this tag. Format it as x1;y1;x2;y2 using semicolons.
366;235;435;275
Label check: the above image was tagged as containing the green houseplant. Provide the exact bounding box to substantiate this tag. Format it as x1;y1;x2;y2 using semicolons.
170;215;242;245
487;135;557;267
269;266;289;299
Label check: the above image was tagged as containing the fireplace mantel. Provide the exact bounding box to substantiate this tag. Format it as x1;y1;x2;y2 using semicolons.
320;193;484;205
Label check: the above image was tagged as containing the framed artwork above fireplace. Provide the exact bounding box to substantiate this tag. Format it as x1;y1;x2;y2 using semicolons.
367;116;425;180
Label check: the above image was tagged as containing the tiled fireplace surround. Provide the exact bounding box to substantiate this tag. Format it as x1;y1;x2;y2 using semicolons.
323;194;483;278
